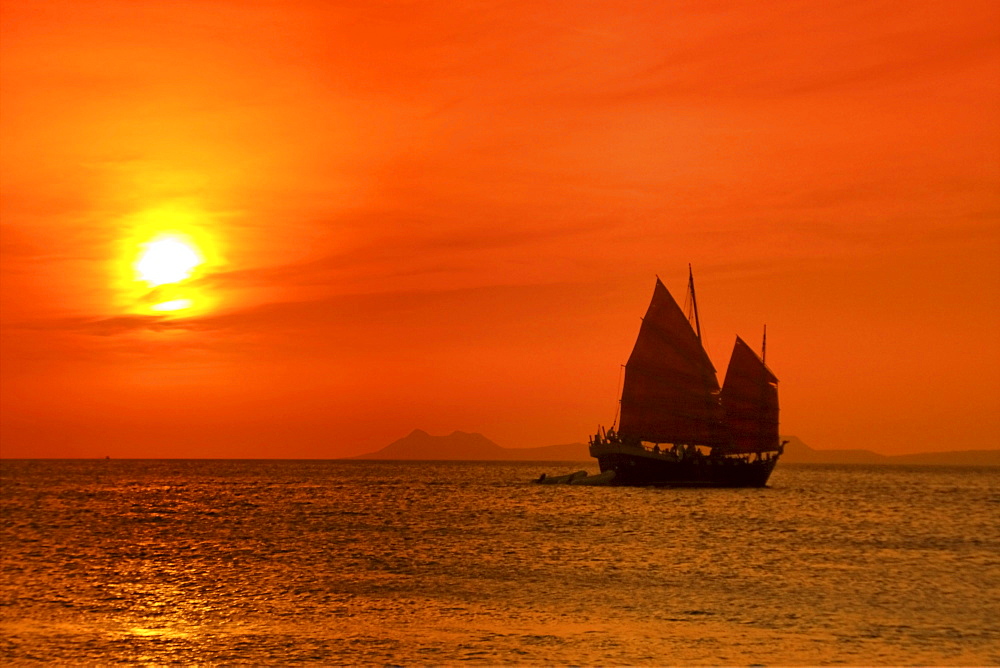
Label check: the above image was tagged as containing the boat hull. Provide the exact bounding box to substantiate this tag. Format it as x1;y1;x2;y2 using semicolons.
590;443;779;487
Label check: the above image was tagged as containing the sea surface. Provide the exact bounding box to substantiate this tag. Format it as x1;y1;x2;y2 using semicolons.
1;460;998;666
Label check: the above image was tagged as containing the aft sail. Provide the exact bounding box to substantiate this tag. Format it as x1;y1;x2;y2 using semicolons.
719;336;779;453
618;279;727;446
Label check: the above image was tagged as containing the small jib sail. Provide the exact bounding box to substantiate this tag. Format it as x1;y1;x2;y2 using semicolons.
618;278;728;447
719;336;780;454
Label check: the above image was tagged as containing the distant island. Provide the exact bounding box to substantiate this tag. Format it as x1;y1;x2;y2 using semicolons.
352;430;589;461
780;436;1000;466
353;430;1000;466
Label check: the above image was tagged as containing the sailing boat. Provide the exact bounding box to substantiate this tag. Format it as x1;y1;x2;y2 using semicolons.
589;268;786;487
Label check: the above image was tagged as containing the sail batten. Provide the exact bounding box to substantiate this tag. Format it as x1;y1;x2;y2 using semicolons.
719;336;780;453
619;278;726;446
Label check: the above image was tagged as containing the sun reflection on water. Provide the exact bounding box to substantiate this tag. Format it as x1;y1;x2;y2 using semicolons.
128;626;191;638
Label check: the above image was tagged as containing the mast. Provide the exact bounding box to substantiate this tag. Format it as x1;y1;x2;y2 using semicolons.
762;325;767;364
688;264;702;341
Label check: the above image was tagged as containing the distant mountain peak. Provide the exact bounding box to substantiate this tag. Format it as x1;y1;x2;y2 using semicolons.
353;429;590;461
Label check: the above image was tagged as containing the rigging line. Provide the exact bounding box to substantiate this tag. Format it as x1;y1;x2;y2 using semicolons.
611;363;624;429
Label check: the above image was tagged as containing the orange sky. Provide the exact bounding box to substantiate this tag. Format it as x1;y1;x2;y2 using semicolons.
2;0;998;458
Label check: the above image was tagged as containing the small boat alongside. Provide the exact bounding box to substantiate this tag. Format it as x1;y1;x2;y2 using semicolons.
567;470;616;486
535;470;616;486
535;470;588;484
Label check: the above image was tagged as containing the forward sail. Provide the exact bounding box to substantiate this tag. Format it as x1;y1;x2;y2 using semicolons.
719;336;779;453
619;279;727;446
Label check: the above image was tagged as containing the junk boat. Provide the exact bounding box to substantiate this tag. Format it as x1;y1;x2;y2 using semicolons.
590;268;786;487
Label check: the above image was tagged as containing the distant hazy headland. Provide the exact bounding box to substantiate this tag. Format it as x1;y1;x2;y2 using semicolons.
353;430;1000;466
352;430;588;461
778;436;1000;466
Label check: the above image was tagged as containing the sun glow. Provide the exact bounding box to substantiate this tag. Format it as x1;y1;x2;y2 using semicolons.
118;204;222;316
150;298;194;312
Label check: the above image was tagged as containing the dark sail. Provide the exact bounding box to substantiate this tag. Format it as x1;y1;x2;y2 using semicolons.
619;279;727;446
719;336;779;453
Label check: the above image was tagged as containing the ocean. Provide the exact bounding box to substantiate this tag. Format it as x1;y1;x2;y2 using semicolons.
1;460;997;665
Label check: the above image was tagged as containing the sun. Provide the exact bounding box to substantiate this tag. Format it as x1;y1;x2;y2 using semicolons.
135;236;203;287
